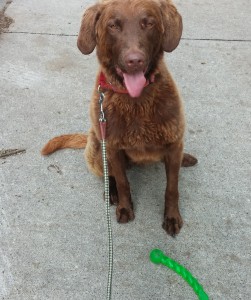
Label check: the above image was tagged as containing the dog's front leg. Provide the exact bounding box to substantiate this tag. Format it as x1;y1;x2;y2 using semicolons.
163;141;184;236
109;150;135;223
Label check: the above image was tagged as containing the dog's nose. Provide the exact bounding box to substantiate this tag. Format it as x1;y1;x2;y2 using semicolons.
125;52;145;71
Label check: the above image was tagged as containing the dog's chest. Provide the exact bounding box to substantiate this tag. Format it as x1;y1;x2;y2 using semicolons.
106;100;183;148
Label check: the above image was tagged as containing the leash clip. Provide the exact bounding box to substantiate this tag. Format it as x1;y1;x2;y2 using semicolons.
98;85;106;123
98;85;107;140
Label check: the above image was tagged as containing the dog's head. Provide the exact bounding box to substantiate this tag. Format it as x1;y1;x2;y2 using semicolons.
77;0;182;97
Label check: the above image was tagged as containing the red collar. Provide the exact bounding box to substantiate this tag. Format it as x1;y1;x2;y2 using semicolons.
98;72;154;94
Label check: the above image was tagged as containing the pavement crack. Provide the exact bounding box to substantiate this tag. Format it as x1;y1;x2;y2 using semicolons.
3;31;78;37
2;31;251;43
182;37;251;43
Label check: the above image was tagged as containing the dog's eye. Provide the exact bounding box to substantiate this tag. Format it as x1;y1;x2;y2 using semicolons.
146;22;154;28
141;18;155;29
108;21;121;32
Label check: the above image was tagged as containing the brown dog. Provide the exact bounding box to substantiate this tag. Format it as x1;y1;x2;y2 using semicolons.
42;0;197;236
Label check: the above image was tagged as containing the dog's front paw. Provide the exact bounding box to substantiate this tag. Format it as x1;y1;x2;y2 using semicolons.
116;205;135;223
162;212;183;236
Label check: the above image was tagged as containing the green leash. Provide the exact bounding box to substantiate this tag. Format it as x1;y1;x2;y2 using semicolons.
150;249;209;300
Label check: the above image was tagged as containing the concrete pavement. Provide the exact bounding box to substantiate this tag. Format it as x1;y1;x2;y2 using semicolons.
1;0;250;299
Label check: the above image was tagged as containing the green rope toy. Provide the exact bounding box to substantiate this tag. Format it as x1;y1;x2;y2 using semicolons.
150;249;209;300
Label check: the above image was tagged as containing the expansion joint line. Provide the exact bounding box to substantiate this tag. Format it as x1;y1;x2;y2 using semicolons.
3;31;251;42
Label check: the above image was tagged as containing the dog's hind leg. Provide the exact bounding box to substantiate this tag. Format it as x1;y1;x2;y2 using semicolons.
182;153;198;167
84;130;104;177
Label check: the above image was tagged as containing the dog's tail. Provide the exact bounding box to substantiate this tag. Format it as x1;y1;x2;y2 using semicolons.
41;133;87;155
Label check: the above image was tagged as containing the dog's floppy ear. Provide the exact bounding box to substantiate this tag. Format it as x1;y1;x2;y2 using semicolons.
77;4;101;54
160;0;183;52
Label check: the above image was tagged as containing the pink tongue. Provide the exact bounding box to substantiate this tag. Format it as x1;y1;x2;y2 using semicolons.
123;72;146;98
